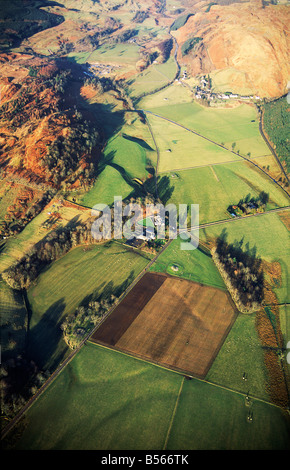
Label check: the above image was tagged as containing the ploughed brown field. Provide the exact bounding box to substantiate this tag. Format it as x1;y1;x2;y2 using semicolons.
90;272;237;378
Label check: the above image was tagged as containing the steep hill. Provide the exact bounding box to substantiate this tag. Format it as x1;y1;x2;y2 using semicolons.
175;0;290;97
0;55;101;189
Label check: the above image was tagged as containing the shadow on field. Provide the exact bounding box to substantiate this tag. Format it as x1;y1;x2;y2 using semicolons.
122;133;155;151
79;270;136;309
27;298;67;371
216;228;262;272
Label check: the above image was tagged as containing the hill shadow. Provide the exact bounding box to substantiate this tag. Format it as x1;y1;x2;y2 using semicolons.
26;298;67;371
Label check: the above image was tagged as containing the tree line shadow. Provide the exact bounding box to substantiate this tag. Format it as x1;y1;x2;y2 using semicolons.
25;270;137;372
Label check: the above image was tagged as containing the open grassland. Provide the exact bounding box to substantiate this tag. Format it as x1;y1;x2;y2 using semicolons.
0;280;27;361
149;238;225;290
26;242;151;370
7;342;290;450
166;378;290;450
78;119;157;207
163;161;289;225
9;342;183;450
146;113;242;172
206;314;270;400
79;164;133;208
200;211;290;303
92;273;237;378
0;200;91;275
82;43;140;66
127;59;177;99
139;86;272;159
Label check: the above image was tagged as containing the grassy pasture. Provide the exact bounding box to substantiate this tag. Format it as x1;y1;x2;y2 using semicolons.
26;241;151;370
166;378;290;450
206;314;270;400
79;121;156;207
127;59;177;99
85;43;140;66
149;237;225;290
0;280;27;361
9;342;183;450
7;342;290;450
200;211;290;303
139;88;271;159
162;161;289;225
80;164;133;208
146;113;242;172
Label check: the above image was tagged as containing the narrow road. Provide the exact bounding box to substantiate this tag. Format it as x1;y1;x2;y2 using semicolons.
258;106;290;186
141;109;290;199
2;200;289;439
0;237;174;440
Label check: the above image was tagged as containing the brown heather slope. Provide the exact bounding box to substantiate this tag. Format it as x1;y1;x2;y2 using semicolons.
176;0;290;97
0;55;101;189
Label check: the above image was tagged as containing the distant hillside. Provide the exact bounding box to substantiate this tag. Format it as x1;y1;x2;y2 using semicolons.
0;0;64;51
175;0;290;97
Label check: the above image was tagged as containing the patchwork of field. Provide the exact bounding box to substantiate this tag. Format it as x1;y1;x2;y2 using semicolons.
91;272;237;378
146;112;243;173
26;241;151;370
139;86;273;159
2;0;290;452
7;342;290;450
161;161;289;224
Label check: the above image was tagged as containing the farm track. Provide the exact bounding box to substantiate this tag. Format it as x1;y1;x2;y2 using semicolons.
141;110;290;199
2;199;289;439
0;238;174;440
2;5;290;445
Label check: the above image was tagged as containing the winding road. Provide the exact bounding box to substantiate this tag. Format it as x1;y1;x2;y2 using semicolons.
2;3;290;442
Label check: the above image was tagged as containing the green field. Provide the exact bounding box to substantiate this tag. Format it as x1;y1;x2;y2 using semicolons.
161;161;289;225
149;238;225;290
79;120;157;208
6;342;290;450
8;343;183;450
26;241;151;370
86;43;140;66
166;377;290;450
146;113;242;172
0;280;27;361
200;211;290;303
206;314;270;400
139;87;271;159
127;58;177;99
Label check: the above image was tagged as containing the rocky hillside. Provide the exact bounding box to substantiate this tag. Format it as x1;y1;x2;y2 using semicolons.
175;0;290;97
